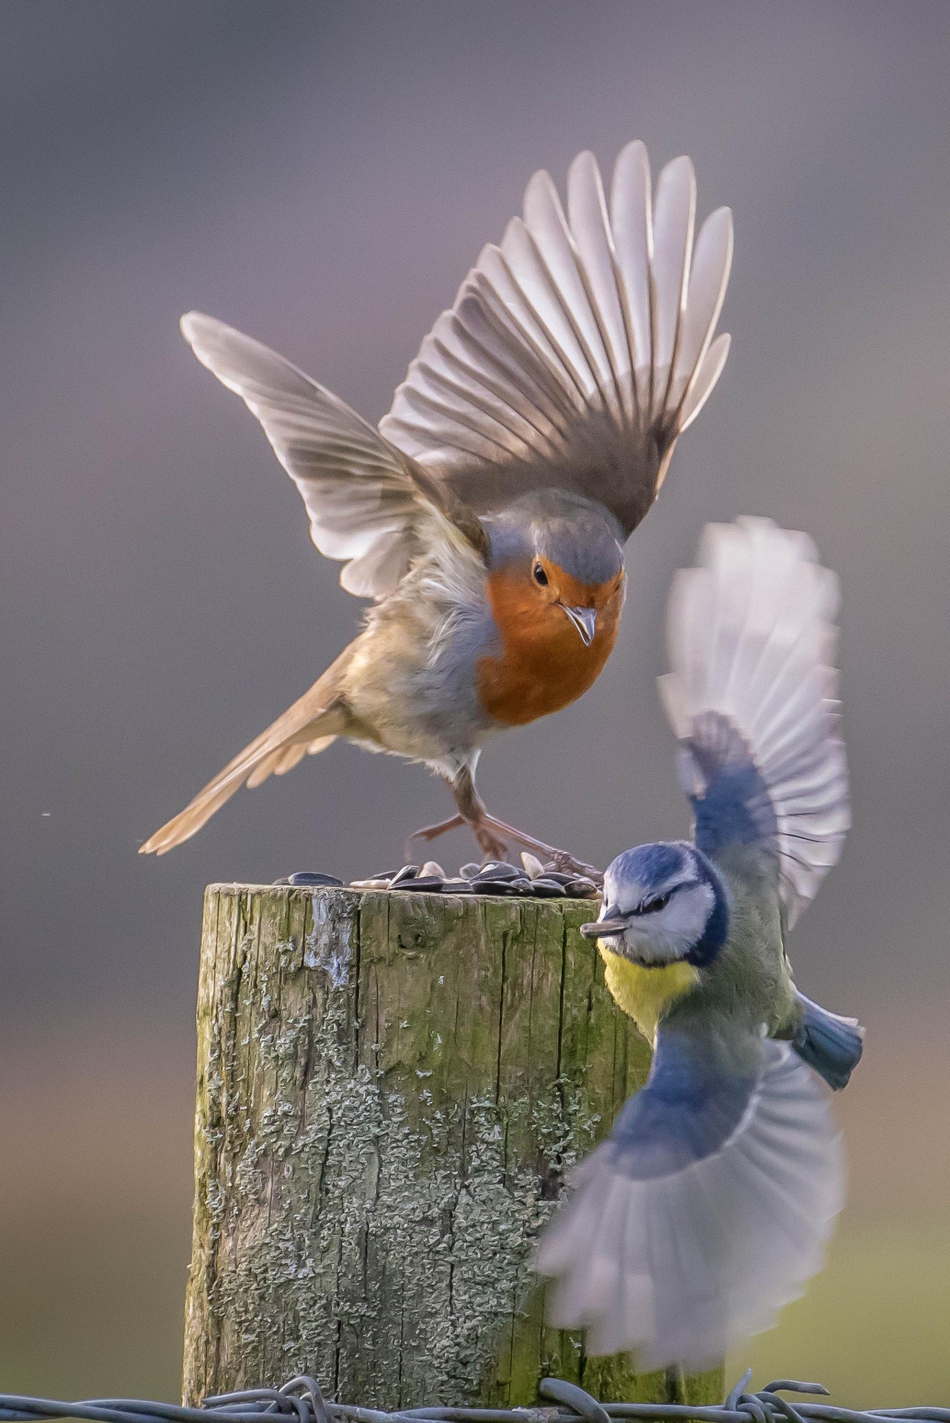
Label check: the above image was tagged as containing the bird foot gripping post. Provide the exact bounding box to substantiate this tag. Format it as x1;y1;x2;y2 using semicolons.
405;814;604;885
183;881;723;1409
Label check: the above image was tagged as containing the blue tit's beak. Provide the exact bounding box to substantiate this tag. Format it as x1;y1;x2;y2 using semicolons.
562;605;597;647
580;913;629;939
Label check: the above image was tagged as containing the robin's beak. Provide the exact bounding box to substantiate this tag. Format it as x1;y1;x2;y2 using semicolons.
562;605;597;647
580;913;629;939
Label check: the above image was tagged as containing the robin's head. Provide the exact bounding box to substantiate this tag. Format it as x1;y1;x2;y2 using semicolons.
485;491;625;646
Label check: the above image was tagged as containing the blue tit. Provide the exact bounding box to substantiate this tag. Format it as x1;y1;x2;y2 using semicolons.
534;516;864;1370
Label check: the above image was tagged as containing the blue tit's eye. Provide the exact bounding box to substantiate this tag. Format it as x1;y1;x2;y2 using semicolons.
532;561;549;586
637;892;672;915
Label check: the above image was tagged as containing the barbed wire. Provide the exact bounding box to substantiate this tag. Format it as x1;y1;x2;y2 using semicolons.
1;1372;948;1423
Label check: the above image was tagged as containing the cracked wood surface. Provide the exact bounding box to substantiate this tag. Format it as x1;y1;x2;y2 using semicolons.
183;884;723;1409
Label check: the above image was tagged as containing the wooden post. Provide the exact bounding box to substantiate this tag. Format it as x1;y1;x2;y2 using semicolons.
183;884;723;1410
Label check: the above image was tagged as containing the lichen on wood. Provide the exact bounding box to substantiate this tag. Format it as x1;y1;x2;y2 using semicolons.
183;884;723;1411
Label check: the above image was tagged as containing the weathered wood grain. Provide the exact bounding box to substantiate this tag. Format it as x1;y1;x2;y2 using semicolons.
183;884;722;1410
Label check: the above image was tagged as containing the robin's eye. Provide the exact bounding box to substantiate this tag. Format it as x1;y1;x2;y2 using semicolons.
637;892;671;915
533;562;549;586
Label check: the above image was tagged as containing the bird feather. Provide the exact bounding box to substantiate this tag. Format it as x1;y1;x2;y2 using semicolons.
381;141;733;537
658;517;850;927
179;313;485;600
536;1035;842;1368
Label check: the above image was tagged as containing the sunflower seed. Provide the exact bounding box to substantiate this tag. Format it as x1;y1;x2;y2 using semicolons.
528;878;567;897
287;871;343;887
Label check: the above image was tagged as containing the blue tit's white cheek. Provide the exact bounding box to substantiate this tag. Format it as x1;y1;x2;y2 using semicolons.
622;882;716;966
601;868;638;918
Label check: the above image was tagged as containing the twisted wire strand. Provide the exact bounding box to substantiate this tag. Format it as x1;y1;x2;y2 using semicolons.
1;1376;948;1423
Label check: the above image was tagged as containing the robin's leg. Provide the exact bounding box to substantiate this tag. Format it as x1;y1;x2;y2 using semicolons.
447;768;602;874
475;813;603;883
409;812;465;842
450;767;510;861
407;771;601;877
404;811;465;863
405;772;508;861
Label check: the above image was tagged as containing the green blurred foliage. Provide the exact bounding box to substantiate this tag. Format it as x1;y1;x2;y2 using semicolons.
733;1220;950;1408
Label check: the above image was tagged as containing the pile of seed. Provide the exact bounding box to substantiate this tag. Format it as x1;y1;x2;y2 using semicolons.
277;855;600;900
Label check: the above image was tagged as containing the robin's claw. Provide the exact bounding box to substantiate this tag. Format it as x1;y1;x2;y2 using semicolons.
441;766;592;879
406;809;507;863
478;813;603;885
405;814;466;865
473;821;509;862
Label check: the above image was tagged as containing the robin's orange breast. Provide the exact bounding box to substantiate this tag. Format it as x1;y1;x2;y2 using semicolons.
476;570;623;726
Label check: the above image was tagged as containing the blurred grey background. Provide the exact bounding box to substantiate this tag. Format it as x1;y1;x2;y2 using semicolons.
1;0;949;1406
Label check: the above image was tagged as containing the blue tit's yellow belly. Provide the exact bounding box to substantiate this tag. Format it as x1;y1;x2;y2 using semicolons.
599;945;700;1043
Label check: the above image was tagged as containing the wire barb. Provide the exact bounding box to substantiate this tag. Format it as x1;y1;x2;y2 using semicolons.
1;1375;949;1423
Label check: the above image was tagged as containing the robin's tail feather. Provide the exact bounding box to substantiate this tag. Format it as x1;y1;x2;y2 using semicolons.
139;665;351;855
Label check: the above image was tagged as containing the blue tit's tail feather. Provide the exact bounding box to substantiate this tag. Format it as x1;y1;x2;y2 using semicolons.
794;992;865;1091
535;1032;842;1370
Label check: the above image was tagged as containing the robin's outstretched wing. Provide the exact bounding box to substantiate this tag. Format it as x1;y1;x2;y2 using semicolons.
180;314;487;599
535;1031;842;1369
379;142;732;537
659;517;850;928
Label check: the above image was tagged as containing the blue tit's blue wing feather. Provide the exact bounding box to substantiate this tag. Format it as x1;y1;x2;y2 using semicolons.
600;1025;760;1175
535;1026;842;1369
683;711;779;867
659;517;849;928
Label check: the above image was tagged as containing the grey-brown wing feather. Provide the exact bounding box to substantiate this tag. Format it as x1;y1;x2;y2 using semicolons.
380;143;732;537
180;313;484;599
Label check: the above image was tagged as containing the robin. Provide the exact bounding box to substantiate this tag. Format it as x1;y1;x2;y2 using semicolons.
141;141;733;868
536;518;862;1366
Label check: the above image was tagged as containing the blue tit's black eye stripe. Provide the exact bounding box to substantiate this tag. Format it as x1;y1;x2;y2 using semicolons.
636;891;672;915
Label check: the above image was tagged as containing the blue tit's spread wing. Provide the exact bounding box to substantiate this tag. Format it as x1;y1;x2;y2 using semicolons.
659;517;850;927
535;1031;842;1369
180;314;486;600
379;143;732;539
682;712;780;866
